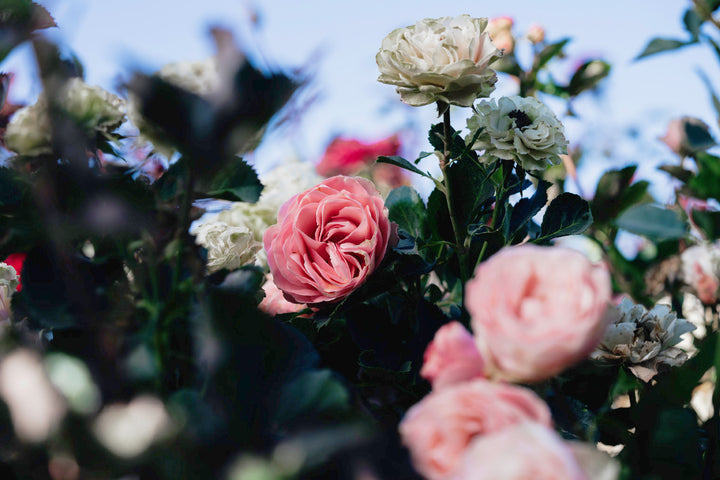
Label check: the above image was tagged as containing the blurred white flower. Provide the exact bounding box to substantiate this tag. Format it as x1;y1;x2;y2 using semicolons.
93;395;174;458
376;15;500;107
467;95;567;170
5;78;126;156
681;243;720;305
45;353;101;415
0;262;19;322
0;349;67;443
591;298;696;382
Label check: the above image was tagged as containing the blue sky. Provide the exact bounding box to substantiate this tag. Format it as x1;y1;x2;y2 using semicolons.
3;0;717;200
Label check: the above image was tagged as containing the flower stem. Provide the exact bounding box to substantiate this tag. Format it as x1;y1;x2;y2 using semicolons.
439;106;470;286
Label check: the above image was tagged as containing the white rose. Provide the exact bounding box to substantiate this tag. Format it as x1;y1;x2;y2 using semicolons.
467;95;568;170
681;242;720;304
5;78;126;156
192;221;261;273
0;263;20;322
376;15;501;107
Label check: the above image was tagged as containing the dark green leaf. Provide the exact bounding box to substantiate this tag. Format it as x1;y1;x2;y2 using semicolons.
427;122;467;160
377;155;433;180
0;167;22;207
689;152;720;199
591;166;647;224
446;158;495;230
509;180;550;236
273;369;349;427
692;210;720;239
567;60;611;97
615;204;687;240
683;8;703;39
385;186;426;239
658;164;694;184
154;157;189;201
206;156;263;203
684;118;716;152
534;38;570;71
636;38;693;60
537;193;593;242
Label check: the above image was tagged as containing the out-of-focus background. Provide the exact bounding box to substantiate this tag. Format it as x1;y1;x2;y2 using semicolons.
3;0;716;199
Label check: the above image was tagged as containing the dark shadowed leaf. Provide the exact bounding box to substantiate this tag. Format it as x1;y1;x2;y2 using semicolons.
636;38;694;60
273;369;349;427
377;155;433;180
534;38;570;70
206;156;263;203
537;193;593;242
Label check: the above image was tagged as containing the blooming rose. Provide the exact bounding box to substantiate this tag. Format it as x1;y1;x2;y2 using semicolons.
316;135;401;177
452;422;587;480
421;321;486;389
399;379;552;480
466;95;568;171
465;245;611;383
591;298;696;382
5;78;126;156
263;176;393;304
376;15;501;107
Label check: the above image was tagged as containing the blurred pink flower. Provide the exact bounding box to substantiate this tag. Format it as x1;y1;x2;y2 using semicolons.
466;245;612;383
526;24;546;44
421;321;485;389
399;379;552;480
486;17;515;53
263;176;393;304
315;135;400;177
660;116;714;157
453;422;587;480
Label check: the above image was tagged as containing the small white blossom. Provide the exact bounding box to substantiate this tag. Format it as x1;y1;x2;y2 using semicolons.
5;78;126;156
591;298;696;382
466;95;567;170
376;15;501;107
193;221;261;273
0;263;19;322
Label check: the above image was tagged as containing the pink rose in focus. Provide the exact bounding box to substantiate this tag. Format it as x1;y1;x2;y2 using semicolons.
399;379;552;480
466;245;612;383
258;275;309;316
316;135;401;177
421;322;485;389
453;422;587;480
263;175;393;305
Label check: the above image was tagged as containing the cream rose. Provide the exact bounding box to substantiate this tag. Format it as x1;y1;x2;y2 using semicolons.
192;221;261;273
467;95;567;170
465;245;612;383
376;15;501;107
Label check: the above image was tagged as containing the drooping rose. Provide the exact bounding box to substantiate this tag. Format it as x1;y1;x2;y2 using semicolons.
263;175;393;305
376;15;501;107
660;116;715;157
453;422;587;480
316;135;400;177
421;321;486;389
466;95;568;171
465;245;611;383
399;379;552;480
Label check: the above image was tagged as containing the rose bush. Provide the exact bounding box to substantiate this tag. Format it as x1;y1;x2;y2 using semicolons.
263;175;393;304
465;245;612;383
376;15;501;107
466;95;567;170
421;321;486;389
399;379;553;480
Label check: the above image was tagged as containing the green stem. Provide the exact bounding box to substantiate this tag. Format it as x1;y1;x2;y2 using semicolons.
439;107;470;285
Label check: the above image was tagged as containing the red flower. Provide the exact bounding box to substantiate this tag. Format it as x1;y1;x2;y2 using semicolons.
316;135;401;177
3;253;26;291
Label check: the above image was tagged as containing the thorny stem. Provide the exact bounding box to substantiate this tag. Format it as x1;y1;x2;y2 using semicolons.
439;106;470;286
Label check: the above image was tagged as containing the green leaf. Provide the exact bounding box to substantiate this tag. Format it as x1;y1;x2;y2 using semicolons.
273;369;349;427
446;158;495;231
427;122;466;160
385;186;426;239
534;38;570;71
509;180;550;237
0;167;22;207
615;204;687;240
155;157;189;201
206;156;263;203
567;60;611;97
591;166;646;224
658;164;694;184
688;152;720;199
684;118;716;152
377;155;434;181
537;193;593;242
636;38;693;60
692;210;720;239
683;8;703;39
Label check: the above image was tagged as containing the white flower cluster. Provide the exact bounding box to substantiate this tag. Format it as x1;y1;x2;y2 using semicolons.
376;15;501;107
591;298;696;382
680;242;720;305
5;78;126;156
466;95;567;171
192;158;322;272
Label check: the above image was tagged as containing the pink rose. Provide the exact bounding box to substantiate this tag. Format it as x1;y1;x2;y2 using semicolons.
399;379;552;480
660;116;713;157
263;175;393;305
486;16;515;53
421;322;486;389
258;275;309;316
453;422;587;480
466;245;611;383
315;135;401;177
